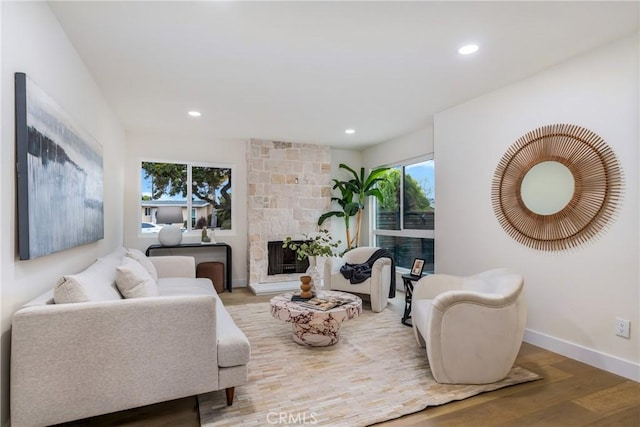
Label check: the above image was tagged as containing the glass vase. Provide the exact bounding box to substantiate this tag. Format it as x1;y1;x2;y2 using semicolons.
306;256;323;294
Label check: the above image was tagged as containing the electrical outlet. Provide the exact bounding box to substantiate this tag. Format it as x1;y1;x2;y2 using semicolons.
615;317;630;339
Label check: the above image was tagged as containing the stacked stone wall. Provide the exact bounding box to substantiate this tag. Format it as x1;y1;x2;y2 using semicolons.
247;139;331;284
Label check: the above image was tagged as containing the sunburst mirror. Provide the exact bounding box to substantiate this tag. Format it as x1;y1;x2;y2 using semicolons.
491;124;623;251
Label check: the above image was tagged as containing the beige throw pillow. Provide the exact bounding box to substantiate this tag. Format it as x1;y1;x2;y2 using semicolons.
54;276;90;304
126;248;158;282
116;257;160;299
53;259;124;304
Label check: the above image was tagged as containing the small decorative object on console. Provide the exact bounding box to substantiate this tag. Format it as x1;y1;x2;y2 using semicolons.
158;226;182;246
201;226;211;243
156;206;184;246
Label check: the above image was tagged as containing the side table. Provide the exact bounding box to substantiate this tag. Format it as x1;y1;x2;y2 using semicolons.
401;273;426;326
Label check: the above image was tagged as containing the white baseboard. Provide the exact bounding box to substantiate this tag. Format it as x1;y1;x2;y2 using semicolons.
524;329;640;382
231;280;247;289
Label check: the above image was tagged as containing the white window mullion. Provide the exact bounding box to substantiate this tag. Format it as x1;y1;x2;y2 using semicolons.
186;166;193;231
399;166;405;231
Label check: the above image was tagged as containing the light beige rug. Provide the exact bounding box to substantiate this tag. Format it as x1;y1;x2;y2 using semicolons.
198;302;540;427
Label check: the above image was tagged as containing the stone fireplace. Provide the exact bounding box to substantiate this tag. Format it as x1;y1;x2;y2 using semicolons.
247;139;331;288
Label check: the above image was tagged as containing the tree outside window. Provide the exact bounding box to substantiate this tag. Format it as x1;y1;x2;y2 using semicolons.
140;161;232;233
374;159;434;273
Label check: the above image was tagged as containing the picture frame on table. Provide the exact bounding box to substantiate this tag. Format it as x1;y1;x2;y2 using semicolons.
410;258;425;277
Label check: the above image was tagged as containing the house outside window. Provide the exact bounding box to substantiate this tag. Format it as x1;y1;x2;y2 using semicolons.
140;161;233;234
373;158;434;273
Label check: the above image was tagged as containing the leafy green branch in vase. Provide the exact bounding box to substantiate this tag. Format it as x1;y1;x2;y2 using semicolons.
282;229;341;260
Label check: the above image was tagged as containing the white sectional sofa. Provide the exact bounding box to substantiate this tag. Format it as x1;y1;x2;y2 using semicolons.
10;247;250;427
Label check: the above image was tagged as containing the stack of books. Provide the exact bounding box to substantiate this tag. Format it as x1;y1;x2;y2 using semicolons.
291;295;351;311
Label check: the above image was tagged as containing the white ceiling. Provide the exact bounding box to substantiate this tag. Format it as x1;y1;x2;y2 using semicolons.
49;1;639;149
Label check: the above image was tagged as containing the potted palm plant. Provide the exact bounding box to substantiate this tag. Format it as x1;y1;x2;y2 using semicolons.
318;163;389;250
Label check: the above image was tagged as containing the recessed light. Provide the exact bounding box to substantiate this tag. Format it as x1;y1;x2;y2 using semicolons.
345;129;355;135
188;111;201;117
458;44;479;55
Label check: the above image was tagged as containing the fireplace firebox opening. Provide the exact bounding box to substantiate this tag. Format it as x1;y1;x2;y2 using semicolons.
267;240;310;275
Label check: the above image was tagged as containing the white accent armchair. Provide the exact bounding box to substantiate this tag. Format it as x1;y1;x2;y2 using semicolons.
411;268;527;384
323;246;393;312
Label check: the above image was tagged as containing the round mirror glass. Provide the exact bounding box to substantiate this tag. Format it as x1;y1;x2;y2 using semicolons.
521;161;575;215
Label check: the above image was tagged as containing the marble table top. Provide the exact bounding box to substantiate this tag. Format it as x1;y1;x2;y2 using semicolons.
270;290;362;324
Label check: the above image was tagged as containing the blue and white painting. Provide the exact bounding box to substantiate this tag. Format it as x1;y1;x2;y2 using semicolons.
15;73;104;260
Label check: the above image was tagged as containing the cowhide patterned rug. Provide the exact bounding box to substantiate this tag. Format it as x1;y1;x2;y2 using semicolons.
198;302;540;427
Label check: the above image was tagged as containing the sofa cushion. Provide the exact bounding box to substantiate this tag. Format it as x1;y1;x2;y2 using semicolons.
126;248;158;282
156;277;250;367
157;277;217;297
95;247;128;285
115;258;160;298
53;259;123;304
99;246;127;263
216;301;251;367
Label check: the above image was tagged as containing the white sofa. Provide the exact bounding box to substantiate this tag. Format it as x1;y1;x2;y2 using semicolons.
10;247;250;427
411;268;526;384
323;246;393;312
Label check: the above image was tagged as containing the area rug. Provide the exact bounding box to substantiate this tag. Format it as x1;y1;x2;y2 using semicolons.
198;302;540;426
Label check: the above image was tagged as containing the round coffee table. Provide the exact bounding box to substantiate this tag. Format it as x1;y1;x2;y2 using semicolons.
270;290;362;346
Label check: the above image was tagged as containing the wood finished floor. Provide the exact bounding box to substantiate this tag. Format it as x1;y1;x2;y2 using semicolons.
58;288;640;427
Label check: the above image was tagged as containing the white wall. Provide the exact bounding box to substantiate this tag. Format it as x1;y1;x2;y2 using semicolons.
123;133;248;287
0;2;126;424
364;125;434;169
434;34;639;379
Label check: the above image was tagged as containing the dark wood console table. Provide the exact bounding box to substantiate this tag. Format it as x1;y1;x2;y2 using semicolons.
145;243;232;292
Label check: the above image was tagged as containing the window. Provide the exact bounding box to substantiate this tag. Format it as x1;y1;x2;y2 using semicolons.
373;158;434;273
140;161;233;234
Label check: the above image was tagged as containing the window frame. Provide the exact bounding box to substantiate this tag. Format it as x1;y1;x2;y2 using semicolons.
138;158;235;237
370;154;435;271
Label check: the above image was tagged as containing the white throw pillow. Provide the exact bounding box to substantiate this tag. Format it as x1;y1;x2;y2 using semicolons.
126;248;158;282
116;257;160;299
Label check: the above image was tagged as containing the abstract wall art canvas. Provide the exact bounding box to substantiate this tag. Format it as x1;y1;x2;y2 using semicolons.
15;73;104;260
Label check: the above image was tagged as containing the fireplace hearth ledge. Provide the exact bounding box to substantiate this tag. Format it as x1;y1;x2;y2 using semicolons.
249;281;300;295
